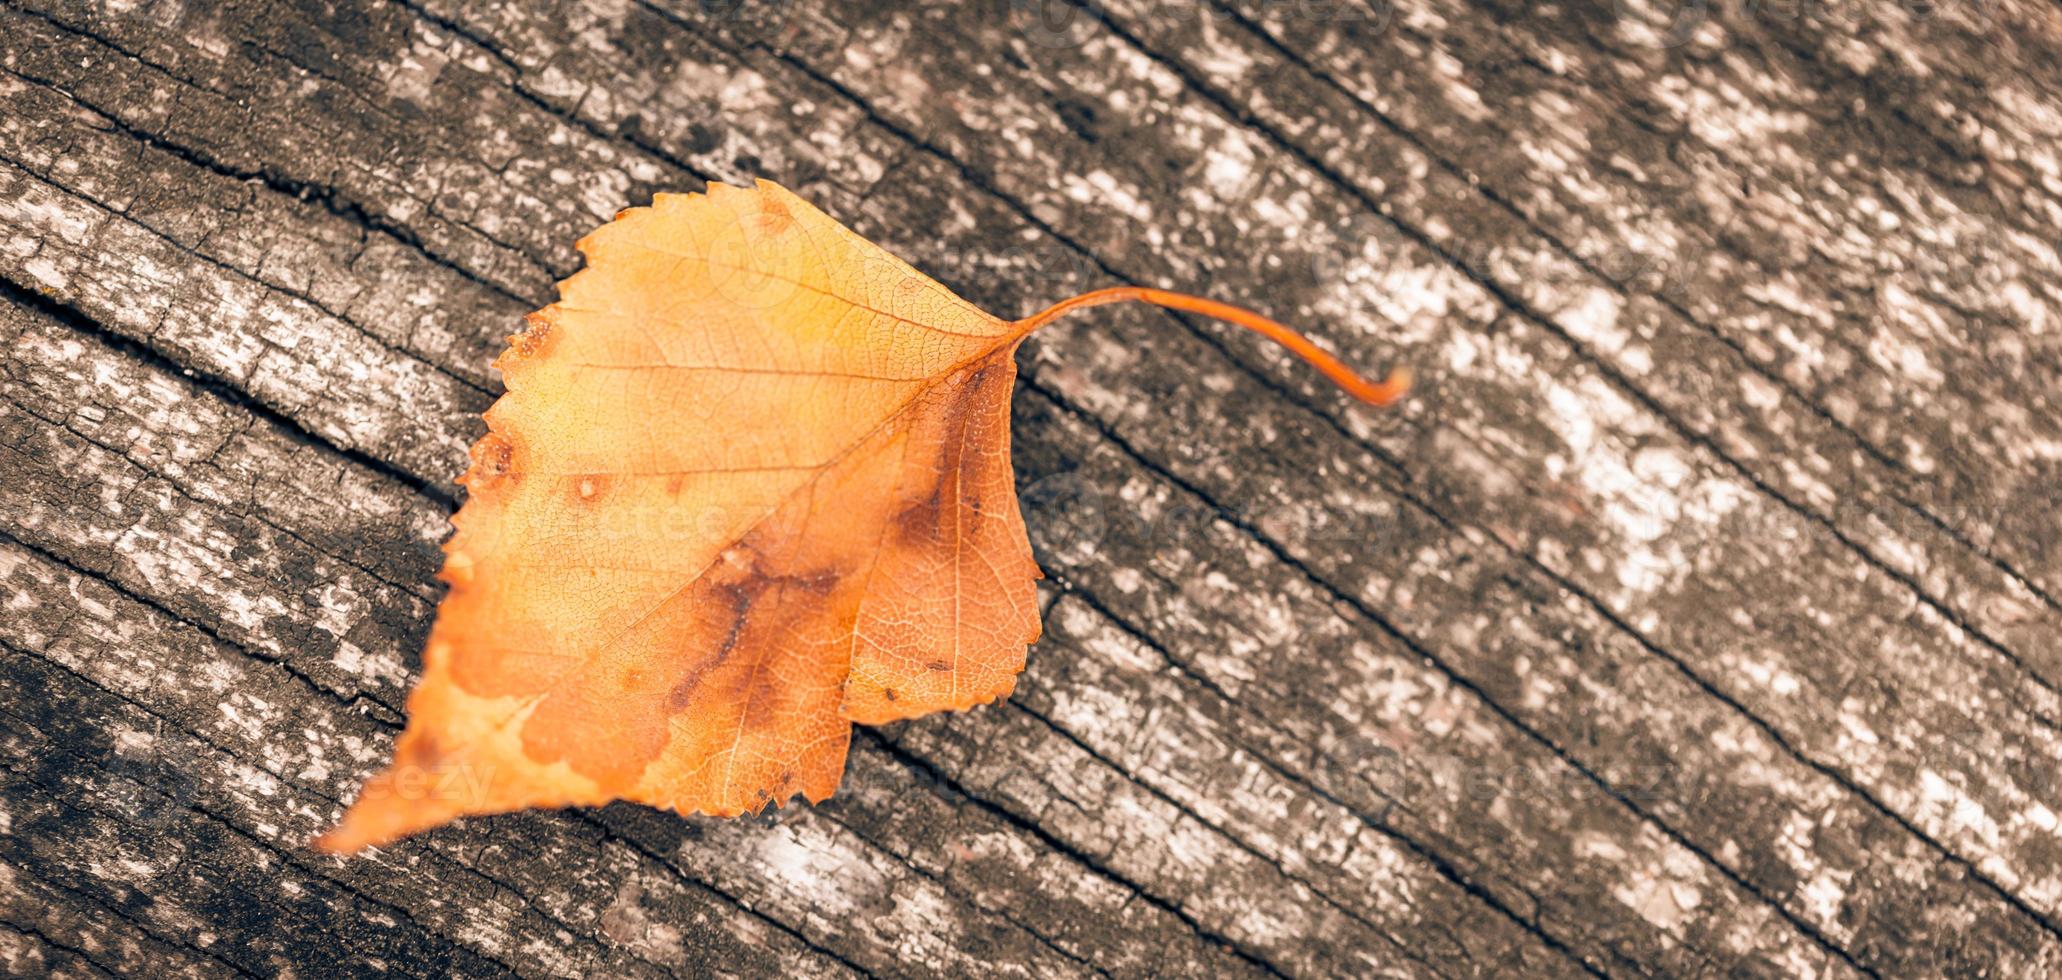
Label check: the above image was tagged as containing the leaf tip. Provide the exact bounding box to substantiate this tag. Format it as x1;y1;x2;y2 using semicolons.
309;800;387;856
1350;363;1412;407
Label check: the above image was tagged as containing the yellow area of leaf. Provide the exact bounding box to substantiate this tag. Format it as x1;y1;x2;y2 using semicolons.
318;180;1406;854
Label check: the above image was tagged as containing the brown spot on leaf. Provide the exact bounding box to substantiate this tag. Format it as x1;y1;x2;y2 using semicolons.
889;359;1011;543
507;311;559;360
753;194;794;234
467;432;517;488
665;554;848;716
789;569;842;595
666;581;757;713
891;484;946;542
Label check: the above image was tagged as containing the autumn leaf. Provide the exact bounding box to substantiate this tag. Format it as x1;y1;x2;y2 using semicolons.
315;180;1407;854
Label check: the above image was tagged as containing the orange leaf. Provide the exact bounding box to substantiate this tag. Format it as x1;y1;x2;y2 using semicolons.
316;180;1407;853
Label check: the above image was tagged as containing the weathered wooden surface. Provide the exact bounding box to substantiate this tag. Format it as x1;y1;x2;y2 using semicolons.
2;0;2058;975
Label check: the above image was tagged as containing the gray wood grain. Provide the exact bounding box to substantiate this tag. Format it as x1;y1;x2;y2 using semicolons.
3;0;2058;975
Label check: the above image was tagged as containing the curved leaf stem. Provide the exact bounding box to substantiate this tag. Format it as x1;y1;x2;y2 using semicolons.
1010;286;1411;407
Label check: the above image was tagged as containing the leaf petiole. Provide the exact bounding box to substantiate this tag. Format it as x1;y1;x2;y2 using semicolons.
1009;286;1412;407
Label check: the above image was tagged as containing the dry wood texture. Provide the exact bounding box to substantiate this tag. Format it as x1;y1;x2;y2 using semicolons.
2;0;2058;976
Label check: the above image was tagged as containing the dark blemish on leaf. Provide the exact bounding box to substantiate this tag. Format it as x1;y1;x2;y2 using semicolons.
667;581;758;712
662;676;699;713
925;660;951;672
891;357;1009;542
945;362;1005;433
666;553;847;715
883;688;898;702
790;569;842;595
467;432;516;488
891;483;946;542
507;312;558;360
412;731;449;766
